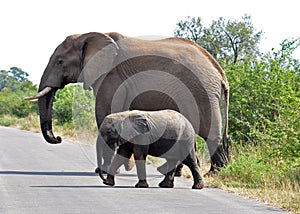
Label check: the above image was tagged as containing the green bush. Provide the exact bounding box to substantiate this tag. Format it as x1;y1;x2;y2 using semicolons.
0;68;38;118
0;87;38;117
225;39;299;146
219;38;300;192
53;85;74;125
52;84;97;140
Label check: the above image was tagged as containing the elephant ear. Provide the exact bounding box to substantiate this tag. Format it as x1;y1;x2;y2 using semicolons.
129;114;150;134
119;112;150;142
76;32;119;89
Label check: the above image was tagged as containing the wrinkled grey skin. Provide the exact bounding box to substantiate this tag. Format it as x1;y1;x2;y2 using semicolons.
29;32;230;174
98;109;204;189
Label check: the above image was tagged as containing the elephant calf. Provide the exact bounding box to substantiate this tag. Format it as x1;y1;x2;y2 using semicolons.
97;109;204;189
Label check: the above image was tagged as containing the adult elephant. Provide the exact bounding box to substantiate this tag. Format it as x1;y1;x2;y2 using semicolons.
25;32;230;173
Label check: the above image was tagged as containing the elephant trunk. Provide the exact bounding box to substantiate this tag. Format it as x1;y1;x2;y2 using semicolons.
38;87;62;144
96;135;107;182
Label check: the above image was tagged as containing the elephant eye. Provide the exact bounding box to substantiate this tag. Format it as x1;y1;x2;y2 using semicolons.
57;58;64;65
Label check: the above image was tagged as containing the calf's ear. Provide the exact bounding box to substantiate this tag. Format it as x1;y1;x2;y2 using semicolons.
129;114;150;134
119;113;150;142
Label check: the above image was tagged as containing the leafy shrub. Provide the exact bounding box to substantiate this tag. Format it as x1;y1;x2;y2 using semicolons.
0;87;38;117
53;85;74;125
224;38;299;150
52;84;97;142
218;39;300;206
0;68;38;118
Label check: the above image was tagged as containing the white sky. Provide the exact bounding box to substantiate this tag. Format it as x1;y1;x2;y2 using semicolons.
1;0;299;84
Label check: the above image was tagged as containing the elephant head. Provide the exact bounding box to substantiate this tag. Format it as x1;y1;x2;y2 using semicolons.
25;32;119;144
99;111;150;152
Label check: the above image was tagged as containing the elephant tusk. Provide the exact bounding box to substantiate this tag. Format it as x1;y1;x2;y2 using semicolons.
24;87;52;101
29;98;38;103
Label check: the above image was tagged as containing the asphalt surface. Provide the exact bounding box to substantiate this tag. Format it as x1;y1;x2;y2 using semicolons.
0;126;288;214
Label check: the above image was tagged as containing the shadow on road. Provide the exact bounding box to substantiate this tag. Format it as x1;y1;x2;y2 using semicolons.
0;170;163;178
0;170;97;177
29;185;155;189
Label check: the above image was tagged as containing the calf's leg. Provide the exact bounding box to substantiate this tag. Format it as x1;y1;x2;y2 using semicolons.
182;153;204;189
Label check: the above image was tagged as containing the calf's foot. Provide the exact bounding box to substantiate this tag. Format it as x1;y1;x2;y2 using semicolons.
135;180;149;188
103;174;115;186
159;177;174;188
95;167;120;175
192;181;204;189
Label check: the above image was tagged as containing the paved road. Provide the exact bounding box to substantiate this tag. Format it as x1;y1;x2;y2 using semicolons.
0;126;288;214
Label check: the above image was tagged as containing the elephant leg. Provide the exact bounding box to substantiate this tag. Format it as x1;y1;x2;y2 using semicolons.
205;106;228;174
104;145;133;186
174;163;183;176
182;153;204;189
95;144;116;174
95;119;115;174
133;146;149;188
102;141;116;173
159;160;178;188
108;145;133;175
209;144;228;173
95;149;133;174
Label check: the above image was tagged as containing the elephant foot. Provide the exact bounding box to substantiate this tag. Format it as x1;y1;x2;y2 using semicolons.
95;167;120;175
192;181;204;189
159;179;174;188
135;180;149;188
211;145;228;169
103;174;115;186
103;180;115;186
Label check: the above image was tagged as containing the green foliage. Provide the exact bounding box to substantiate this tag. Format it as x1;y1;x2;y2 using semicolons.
0;68;38;117
53;85;74;125
52;84;97;140
174;15;263;63
72;86;98;141
71;85;96;126
226;38;299;146
220;38;300;196
0;67;33;92
175;16;204;42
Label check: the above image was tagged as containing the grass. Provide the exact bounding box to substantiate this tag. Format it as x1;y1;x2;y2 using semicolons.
0;113;40;132
207;175;299;213
199;142;300;214
1;114;299;213
0;113;98;144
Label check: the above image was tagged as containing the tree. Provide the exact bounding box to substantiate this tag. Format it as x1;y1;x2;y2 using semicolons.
0;67;34;92
174;16;204;43
0;67;38;117
174;15;263;64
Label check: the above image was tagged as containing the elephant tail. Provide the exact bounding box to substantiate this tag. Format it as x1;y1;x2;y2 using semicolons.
222;84;231;162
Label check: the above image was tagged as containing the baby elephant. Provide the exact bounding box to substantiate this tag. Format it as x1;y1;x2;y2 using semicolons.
97;109;204;189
